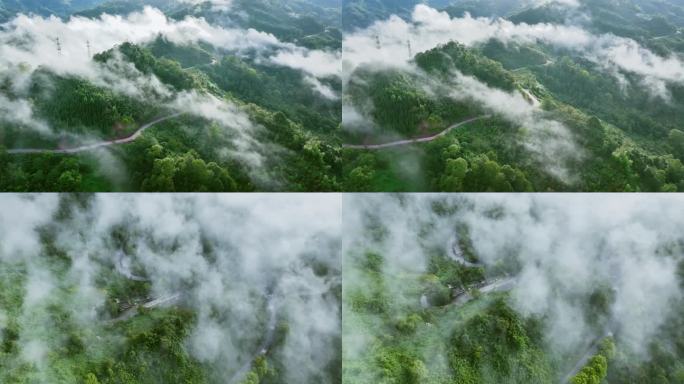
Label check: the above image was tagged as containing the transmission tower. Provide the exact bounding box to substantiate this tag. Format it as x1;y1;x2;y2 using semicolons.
375;34;381;50
407;39;413;59
55;37;62;56
87;40;91;57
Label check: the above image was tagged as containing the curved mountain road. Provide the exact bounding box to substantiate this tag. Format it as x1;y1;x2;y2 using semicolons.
116;251;149;282
228;292;279;384
421;237;514;308
7;113;183;155
561;323;615;383
343;115;491;150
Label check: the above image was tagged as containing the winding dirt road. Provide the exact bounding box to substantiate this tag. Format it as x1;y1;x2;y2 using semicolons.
7;113;183;155
228;290;279;384
343;115;491;150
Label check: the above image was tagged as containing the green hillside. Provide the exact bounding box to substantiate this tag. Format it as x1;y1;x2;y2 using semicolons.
341;0;684;192
0;0;342;192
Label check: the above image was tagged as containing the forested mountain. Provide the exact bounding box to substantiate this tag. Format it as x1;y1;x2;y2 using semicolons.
0;0;342;192
343;194;684;384
0;0;109;21
342;0;525;30
341;0;684;192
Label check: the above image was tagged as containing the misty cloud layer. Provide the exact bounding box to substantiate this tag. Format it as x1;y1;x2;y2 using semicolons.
460;194;684;355
343;194;684;364
0;194;341;384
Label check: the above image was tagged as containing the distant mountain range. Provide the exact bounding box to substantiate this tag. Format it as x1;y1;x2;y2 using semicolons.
0;0;109;20
342;0;684;30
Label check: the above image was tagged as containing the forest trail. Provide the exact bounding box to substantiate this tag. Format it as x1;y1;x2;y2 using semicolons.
7;113;183;155
343;115;491;150
561;325;614;383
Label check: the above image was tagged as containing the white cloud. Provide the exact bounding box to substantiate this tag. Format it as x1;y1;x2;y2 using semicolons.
0;94;50;133
444;72;580;181
304;76;340;100
0;195;59;262
271;49;342;79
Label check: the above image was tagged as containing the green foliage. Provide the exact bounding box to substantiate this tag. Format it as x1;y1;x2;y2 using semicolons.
395;313;422;335
571;337;615;384
427;252;485;289
448;299;553;383
480;40;548;70
240;356;273;384
375;347;428;384
432;134;534;192
348;252;390;314
571;355;608;384
0;150;110;192
255;110;342;191
204;55;341;134
85;373;100;384
441;157;468;191
362;252;384;273
147;36;213;69
29;73;154;137
669;129;684;160
415;41;517;91
141;150;237;192
96;43;198;91
93;308;206;384
342;10;684;193
346;67;478;136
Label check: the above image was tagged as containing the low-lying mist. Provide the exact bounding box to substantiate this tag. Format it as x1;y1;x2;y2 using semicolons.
0;194;342;384
343;194;684;376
